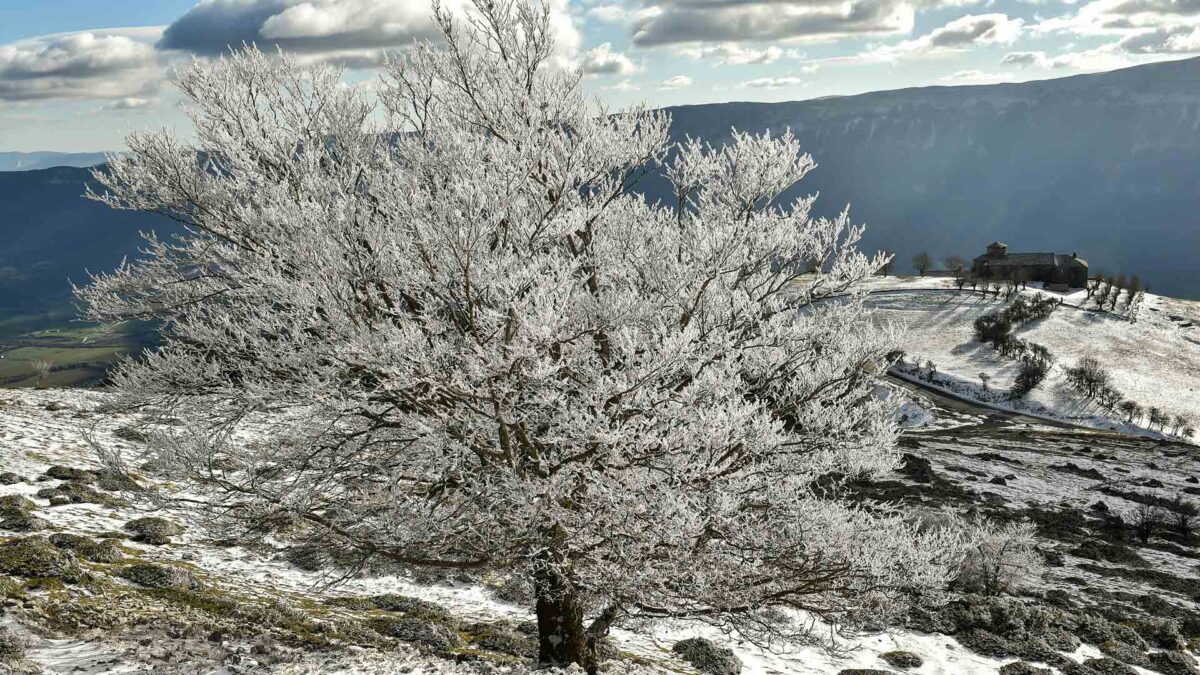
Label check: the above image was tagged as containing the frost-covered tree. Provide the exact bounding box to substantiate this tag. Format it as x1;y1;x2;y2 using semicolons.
30;360;52;388
79;2;963;670
1117;400;1141;425
956;519;1044;597
944;255;966;277
1169;496;1197;538
1065;355;1109;399
1127;275;1142;308
1130;504;1164;544
879;250;896;276
912;251;932;276
1148;407;1166;431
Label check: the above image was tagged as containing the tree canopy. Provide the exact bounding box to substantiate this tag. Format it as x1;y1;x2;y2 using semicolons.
81;2;963;670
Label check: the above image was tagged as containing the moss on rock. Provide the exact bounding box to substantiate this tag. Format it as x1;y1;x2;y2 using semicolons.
1149;650;1200;675
95;471;140;493
44;466;95;482
462;620;538;658
881;650;922;669
367;615;464;651
37;482;125;507
0;536;83;582
672;637;743;675
119;563;200;590
0;626;25;663
328;593;455;623
1098;639;1149;667
998;664;1052;675
1082;657;1139;675
0;496;36;512
1071;540;1149;567
48;533;123;563
123;517;185;546
0;510;49;533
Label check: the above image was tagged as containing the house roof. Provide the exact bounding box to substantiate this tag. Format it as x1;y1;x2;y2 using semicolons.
974;252;1088;268
1056;253;1088;268
987;241;1007;248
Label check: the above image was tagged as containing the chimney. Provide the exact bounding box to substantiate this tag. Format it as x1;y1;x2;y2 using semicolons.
1072;252;1077;258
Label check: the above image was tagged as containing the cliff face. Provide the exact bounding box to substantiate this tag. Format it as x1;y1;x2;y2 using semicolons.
3;56;1200;333
0;152;109;172
652;56;1200;298
0;166;174;332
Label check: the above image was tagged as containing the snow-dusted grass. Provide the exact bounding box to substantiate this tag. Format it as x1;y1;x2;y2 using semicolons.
865;282;1200;440
0;387;1137;675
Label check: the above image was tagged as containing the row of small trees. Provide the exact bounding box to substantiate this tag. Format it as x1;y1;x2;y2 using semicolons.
1064;356;1195;438
972;296;1060;399
1088;273;1146;313
1118;402;1195;437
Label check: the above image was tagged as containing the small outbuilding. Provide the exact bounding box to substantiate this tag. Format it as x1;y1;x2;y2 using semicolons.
972;242;1088;291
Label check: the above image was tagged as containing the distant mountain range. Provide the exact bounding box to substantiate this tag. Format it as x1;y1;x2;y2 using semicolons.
0;166;172;336
655;56;1200;299
1;56;1198;335
0;151;110;172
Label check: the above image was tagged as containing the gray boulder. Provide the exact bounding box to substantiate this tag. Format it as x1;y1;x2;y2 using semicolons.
880;650;922;669
1149;651;1200;675
672;637;743;675
998;663;1052;675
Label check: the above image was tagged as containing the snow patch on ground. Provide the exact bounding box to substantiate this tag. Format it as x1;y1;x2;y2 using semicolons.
863;282;1200;441
0;388;1051;674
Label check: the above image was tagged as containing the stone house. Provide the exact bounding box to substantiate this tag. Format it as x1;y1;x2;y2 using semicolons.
971;242;1088;291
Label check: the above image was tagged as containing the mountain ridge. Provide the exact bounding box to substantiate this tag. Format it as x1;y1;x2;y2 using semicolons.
651;55;1200;299
0;151;111;172
1;54;1198;336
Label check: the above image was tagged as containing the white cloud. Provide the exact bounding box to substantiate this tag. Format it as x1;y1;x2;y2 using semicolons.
161;0;581;66
631;0;923;47
674;43;806;65
659;74;693;89
603;79;641;91
939;68;1016;82
1000;50;1046;66
860;13;1024;61
101;96;157;111
580;42;638;75
0;27;168;102
1034;0;1200;54
627;0;1018;51
586;4;628;23
742;76;806;88
1001;43;1153;70
928;13;1024;45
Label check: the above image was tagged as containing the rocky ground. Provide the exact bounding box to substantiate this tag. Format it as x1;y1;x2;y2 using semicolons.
0;387;1197;674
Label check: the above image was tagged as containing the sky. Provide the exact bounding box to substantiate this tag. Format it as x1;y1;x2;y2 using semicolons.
1;0;1196;152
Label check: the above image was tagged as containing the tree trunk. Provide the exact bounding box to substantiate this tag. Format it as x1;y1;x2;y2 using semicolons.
534;566;591;671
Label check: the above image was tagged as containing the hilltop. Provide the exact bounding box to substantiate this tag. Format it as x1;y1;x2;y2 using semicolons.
3;56;1200;338
0;153;109;173
655;56;1200;299
0;381;1197;673
861;275;1200;441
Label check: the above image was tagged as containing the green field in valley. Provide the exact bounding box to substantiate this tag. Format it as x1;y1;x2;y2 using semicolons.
0;317;158;388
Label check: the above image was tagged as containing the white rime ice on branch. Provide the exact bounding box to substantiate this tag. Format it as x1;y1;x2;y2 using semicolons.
79;1;964;670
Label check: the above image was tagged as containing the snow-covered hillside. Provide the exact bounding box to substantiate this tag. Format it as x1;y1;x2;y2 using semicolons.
657;57;1200;298
864;278;1200;440
1;388;1198;674
0;389;1019;674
